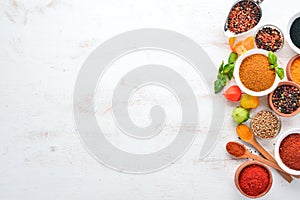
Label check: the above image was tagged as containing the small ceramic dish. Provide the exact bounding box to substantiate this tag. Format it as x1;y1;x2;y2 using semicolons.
286;54;300;85
286;12;300;54
235;161;273;198
275;128;300;176
268;81;300;117
255;24;284;52
234;49;281;96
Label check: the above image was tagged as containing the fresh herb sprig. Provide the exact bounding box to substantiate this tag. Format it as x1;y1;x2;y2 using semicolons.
268;51;284;80
214;52;238;93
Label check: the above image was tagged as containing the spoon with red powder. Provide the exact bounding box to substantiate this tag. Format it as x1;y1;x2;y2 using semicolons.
226;141;291;174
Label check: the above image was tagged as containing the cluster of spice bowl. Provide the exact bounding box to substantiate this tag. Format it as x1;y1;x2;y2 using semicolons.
221;1;300;198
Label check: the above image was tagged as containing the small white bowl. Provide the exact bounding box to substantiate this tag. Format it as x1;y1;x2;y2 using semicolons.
275;128;300;176
234;49;281;97
286;12;300;54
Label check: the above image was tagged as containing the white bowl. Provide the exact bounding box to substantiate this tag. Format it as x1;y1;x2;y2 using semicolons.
234;49;281;97
275;128;300;176
286;12;300;54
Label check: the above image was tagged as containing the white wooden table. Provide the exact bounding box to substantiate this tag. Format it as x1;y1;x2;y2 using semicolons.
1;0;299;199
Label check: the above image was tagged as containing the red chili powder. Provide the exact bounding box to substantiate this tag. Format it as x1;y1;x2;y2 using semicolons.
238;164;270;196
279;133;300;170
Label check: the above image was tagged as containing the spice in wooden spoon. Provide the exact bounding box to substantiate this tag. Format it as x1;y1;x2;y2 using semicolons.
236;124;294;183
226;141;290;175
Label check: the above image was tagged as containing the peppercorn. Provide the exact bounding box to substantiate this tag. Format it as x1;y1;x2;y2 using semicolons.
272;85;300;114
255;26;283;52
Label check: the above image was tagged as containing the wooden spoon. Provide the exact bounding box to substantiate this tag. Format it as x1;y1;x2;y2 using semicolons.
226;141;291;175
236;124;294;183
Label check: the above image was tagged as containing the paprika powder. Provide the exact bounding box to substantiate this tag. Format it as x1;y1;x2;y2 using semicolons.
238;164;270;196
279;133;300;170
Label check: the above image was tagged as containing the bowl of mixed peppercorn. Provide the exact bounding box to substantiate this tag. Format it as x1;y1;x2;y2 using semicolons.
268;81;300;117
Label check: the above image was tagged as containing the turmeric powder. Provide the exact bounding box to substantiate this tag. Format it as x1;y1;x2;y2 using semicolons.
291;57;300;85
236;124;253;141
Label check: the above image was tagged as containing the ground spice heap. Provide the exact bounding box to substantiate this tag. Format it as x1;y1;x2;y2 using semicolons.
238;164;270;197
279;133;300;170
272;85;300;114
251;110;280;139
226;142;245;157
255;26;283;52
290;57;300;85
290;17;300;48
227;0;261;34
239;54;275;92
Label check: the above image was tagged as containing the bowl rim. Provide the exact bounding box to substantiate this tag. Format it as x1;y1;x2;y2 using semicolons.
234;49;281;97
286;54;300;84
254;24;284;52
274;128;300;175
286;12;300;54
268;81;300;117
234;160;273;198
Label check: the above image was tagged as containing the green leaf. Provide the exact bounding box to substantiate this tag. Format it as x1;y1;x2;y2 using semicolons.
269;64;275;69
228;52;238;64
274;63;278;67
268;51;277;65
227;68;234;80
214;79;224;93
218;60;224;73
223;63;234;74
221;75;227;86
275;67;285;80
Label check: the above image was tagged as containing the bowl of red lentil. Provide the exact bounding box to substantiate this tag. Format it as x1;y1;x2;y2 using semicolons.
268;81;300;117
275;128;300;175
234;49;281;96
235;161;273;198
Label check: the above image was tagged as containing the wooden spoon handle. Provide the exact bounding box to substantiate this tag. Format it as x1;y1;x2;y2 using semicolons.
247;153;289;174
251;139;293;182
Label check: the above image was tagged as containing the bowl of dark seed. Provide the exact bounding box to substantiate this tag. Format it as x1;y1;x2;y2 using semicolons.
268;81;300;117
224;0;262;37
255;24;284;52
287;12;300;54
250;110;281;139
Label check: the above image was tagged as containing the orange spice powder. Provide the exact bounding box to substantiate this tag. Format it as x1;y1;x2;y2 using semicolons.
239;54;275;92
290;57;300;85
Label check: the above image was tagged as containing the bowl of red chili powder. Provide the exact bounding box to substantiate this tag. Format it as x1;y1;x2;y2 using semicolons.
235;161;272;198
275;128;300;175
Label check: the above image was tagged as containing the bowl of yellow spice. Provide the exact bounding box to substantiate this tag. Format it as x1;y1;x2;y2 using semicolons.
287;55;300;85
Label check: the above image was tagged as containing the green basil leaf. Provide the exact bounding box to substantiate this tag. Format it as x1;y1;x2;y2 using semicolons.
269;64;275;69
228;52;238;64
268;51;277;65
223;63;234;74
214;79;224;93
274;62;278;67
275;67;285;80
227;70;234;80
218;60;224;73
221;75;227;86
